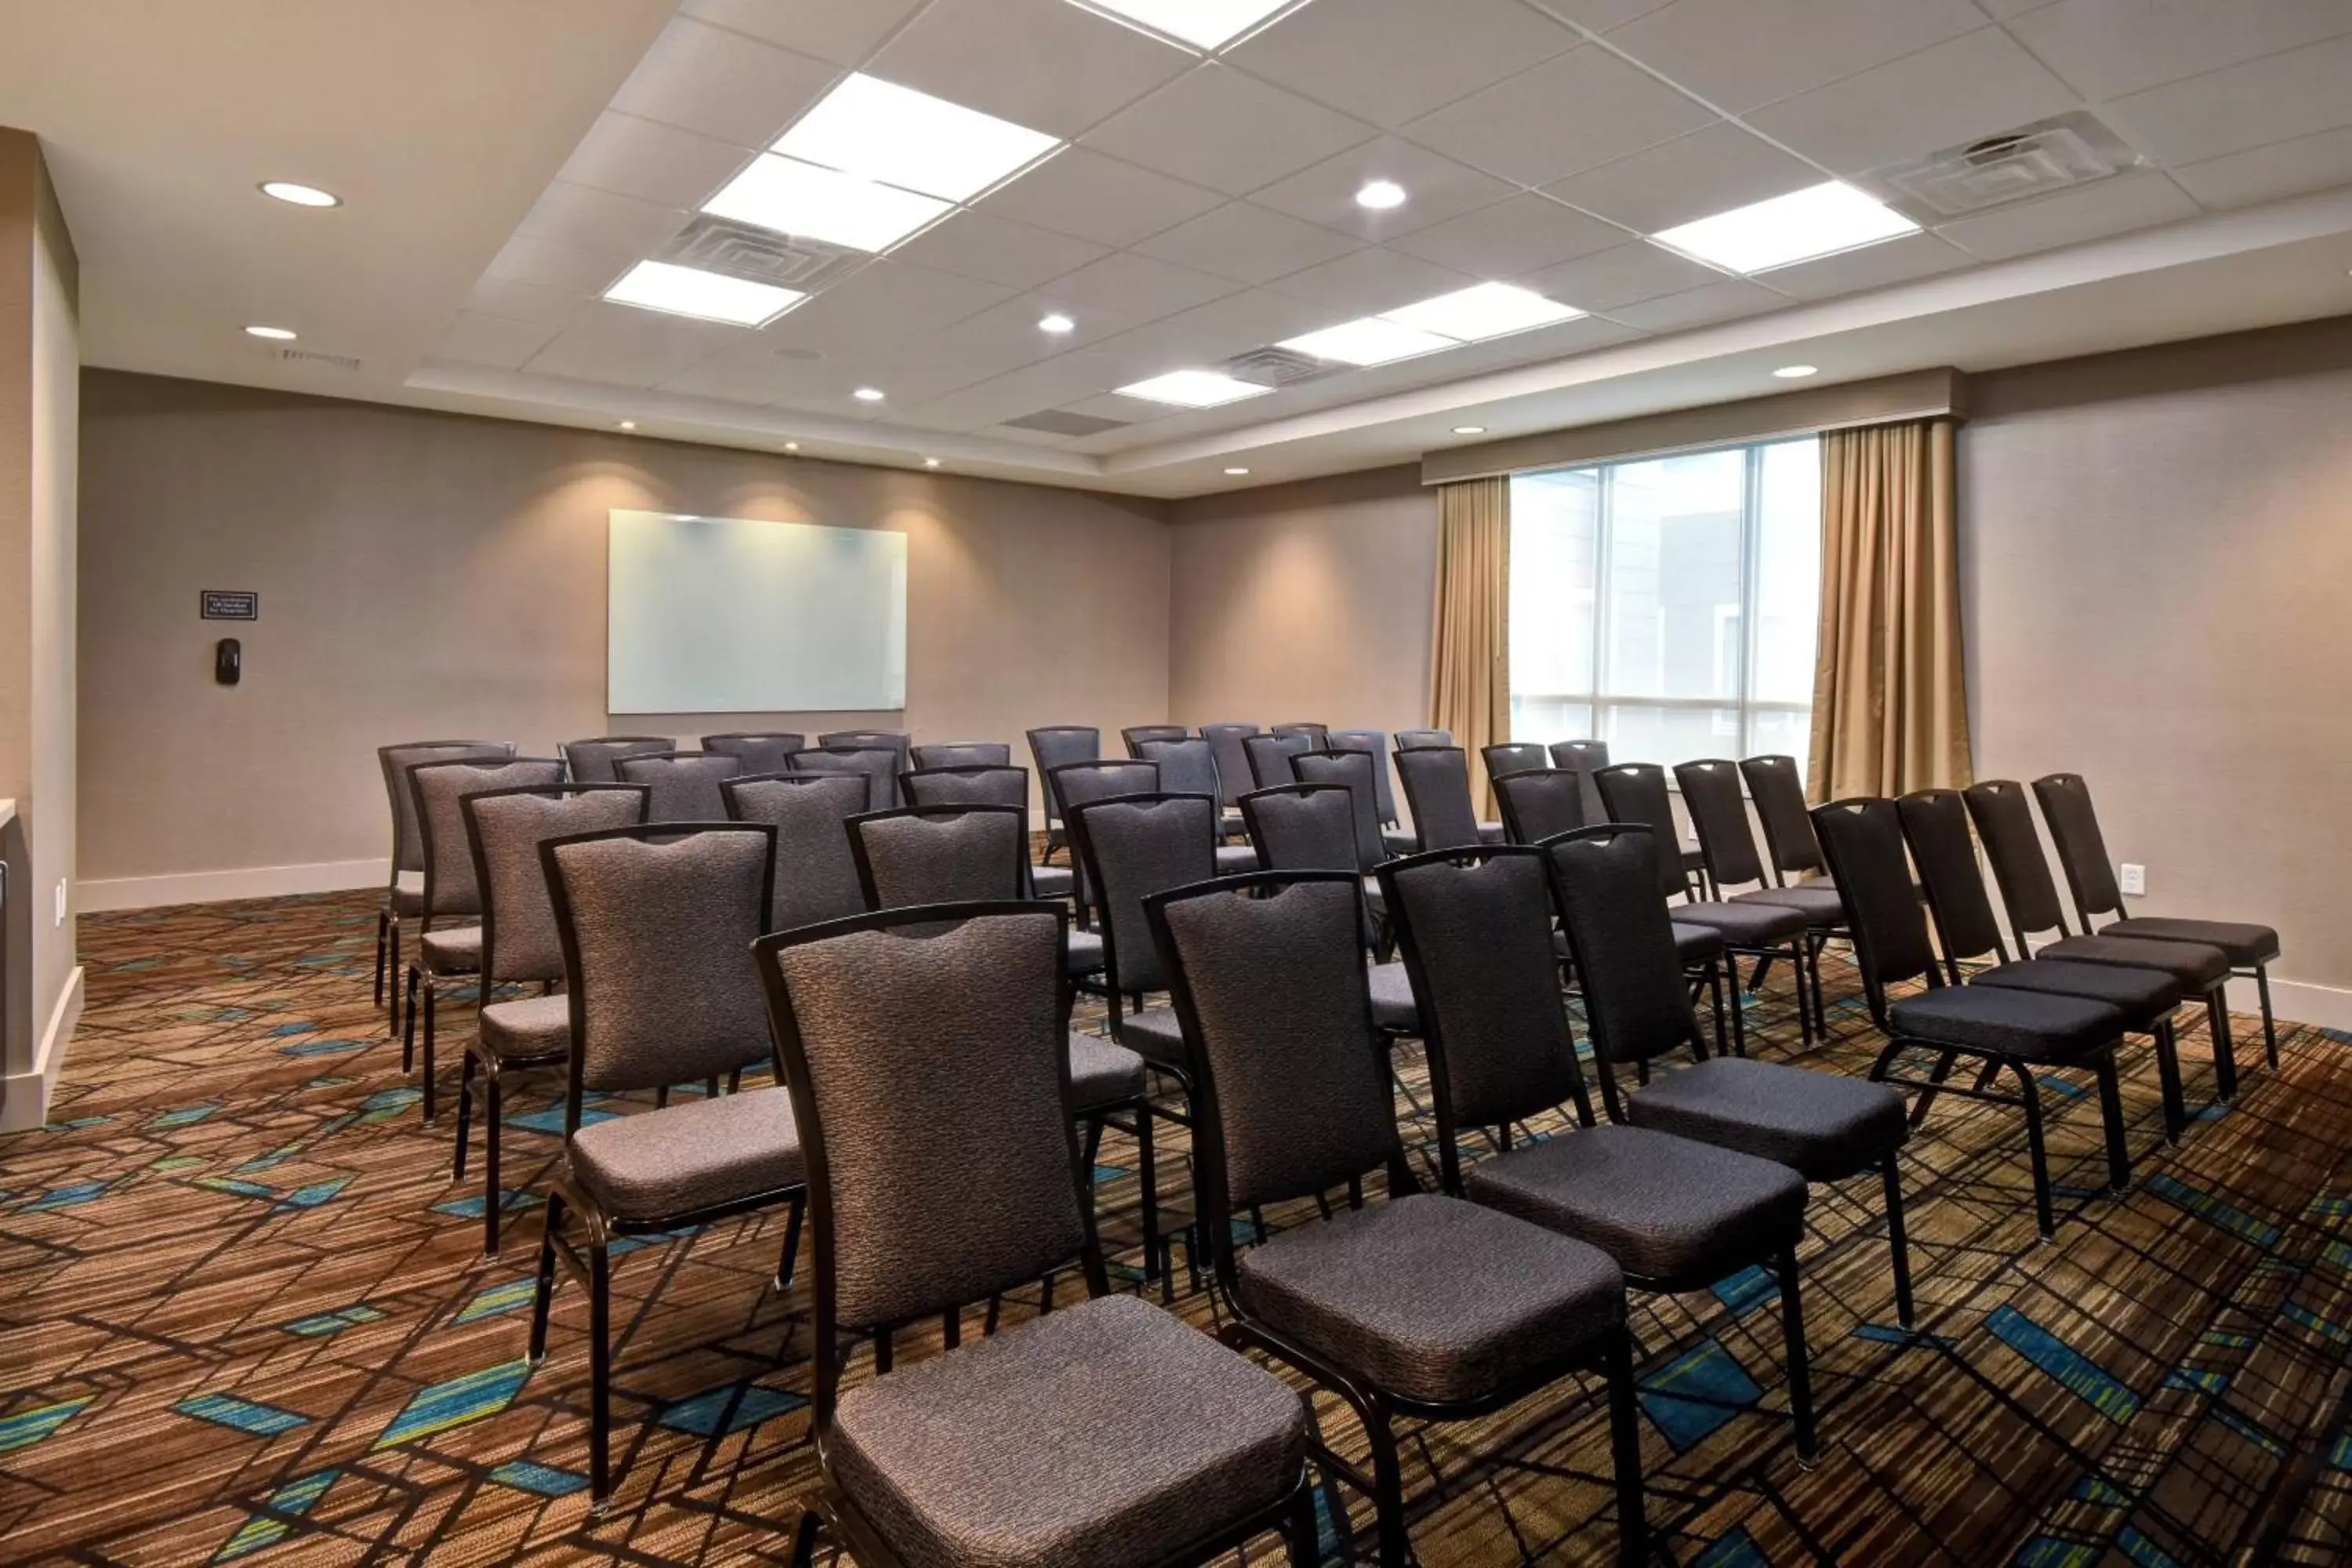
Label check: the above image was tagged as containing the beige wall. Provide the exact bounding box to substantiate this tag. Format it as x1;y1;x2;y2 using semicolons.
78;371;1171;896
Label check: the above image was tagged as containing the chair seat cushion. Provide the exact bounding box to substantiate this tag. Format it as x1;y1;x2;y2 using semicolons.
1367;962;1420;1034
1069;1032;1146;1112
390;882;425;918
2035;933;2230;989
419;926;481;974
1466;1125;1807;1287
1969;959;2180;1026
1030;864;1073;899
1477;822;1506;844
477;992;571;1062
1671;922;1725;964
1118;1007;1186;1068
1214;844;1261;875
1628;1057;1908;1181
1067;929;1105;976
1382;828;1419;856
2102;917;2278;967
1743;884;1846;925
1673;899;1809;946
1887;985;2124;1065
833;1293;1305;1568
568;1087;804;1221
1234;1192;1622;1406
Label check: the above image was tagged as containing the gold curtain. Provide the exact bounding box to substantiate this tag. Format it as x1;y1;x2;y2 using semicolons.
1807;419;1972;803
1429;476;1511;816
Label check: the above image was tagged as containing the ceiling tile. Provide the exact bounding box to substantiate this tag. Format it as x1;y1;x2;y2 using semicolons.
463;277;596;329
1533;0;1678;26
865;0;1192;138
1755;231;1973;299
1225;0;1581;129
898;353;1133;430
1516;242;1730;310
975;146;1226;246
762;260;1016;351
922;292;1152;367
2006;0;2352;103
515;180;691;258
2169;123;2352;209
678;0;925;68
557;111;755;209
524;302;750;387
1403;48;1716;187
1080;64;1377;196
1933;170;2201;260
2103;33;2352;168
1603;277;1787;331
1248;138;1519;241
888;209;1111;290
430;312;560;371
750;351;997;414
1387;193;1625;276
1265;246;1479;315
610;17;840;149
483;232;635;296
656;341;825;404
1131;202;1364;285
1086;289;1345;376
1602;0;1985;115
1744;27;2082;176
1043;251;1241;317
1542;122;1823;234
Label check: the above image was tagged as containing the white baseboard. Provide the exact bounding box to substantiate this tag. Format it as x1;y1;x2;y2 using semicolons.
2230;973;2352;1036
2;964;84;1132
78;858;389;913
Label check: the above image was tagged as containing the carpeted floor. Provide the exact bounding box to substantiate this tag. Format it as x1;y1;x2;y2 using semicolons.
2;891;2350;1566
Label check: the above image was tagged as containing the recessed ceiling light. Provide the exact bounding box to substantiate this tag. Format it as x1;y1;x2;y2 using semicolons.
1773;364;1819;379
1038;312;1076;335
1224;466;1251;476
1381;282;1583;342
1115;369;1275;408
1652;181;1918;274
1452;425;1486;435
853;387;887;401
703;154;950;253
786;441;801;452
604;260;804;326
619;419;637;430
1280;316;1454;367
242;324;298;340
776;74;1061;203
924;457;942;468
1355;179;1407;211
259;180;339;208
1073;0;1305;51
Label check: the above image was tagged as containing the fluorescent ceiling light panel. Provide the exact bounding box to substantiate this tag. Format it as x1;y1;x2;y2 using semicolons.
1072;0;1305;51
703;154;950;252
604;260;804;326
1652;181;1918;274
1380;282;1583;341
1116;370;1274;407
776;74;1061;202
1279;316;1455;366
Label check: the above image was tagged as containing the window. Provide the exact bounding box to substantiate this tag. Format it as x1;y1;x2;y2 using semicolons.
1509;437;1820;772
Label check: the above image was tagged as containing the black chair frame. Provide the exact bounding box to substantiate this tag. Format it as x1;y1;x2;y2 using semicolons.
376;739;513;1033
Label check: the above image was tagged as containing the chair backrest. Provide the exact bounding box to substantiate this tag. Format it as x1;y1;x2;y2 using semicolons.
789;746;901;811
1673;759;1771;890
561;735;673;783
1065;791;1215;996
1147;873;1399;1272
1394;728;1452;751
1740;755;1823;881
1541;826;1702;1076
1481;742;1549;784
1811;797;1941;1014
409;757;566;923
1120;724;1189;755
543;822;777;1105
819;729;912;775
1395;746;1482;851
616;750;743;822
464;784;651;985
1492;768;1585;844
1963;779;2073;945
1293;748;1384;870
848;805;1027;909
1200;723;1261;809
1896;789;2009;974
1026;726;1101;825
1270;722;1328;748
756;903;1091;1427
1049;760;1158;906
722;772;871;932
909;741;1011;771
2032;773;2126;927
903;764;1028;811
379;740;513;874
1135;737;1221;804
701;733;806;775
1327;730;1398;825
1550;739;1612;829
1243;731;1314;789
1240;785;1359;877
1379;848;1588;1178
1592;763;1690;898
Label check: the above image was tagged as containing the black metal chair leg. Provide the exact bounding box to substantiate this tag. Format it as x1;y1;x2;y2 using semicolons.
1882;1162;1916;1330
776;1191;805;1293
1777;1247;1819;1465
387;923;403;1036
2256;965;2279;1069
1726;957;1750;1058
1083;1117;1105;1172
1136;1104;1164;1304
451;1053;476;1181
528;1192;564;1362
1284;1479;1322;1567
421;974;441;1123
373;909;388;1008
1909;1050;1959;1131
2092;1055;2132;1196
1706;960;1735;1059
589;1241;613;1508
1605;1332;1649;1568
2208;989;2239;1103
401;966;419;1069
481;1073;504;1257
790;1511;820;1568
1362;1406;1412;1568
2012;1061;2056;1240
2152;1019;2187;1145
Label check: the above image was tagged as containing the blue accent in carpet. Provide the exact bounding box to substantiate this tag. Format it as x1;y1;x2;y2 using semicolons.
1092;1163;1129;1185
2163;1367;2228;1396
194;1178;276;1200
2329;1432;2351;1471
2200;1329;2256;1349
2014;1537;2099;1567
176;1392;310;1436
489;1461;589;1497
0;1397;92;1454
454;1279;537;1325
281;1305;386;1338
2143;1174;2280;1248
148;1103;223;1128
655;1381;808;1437
610;1225;699;1257
503;1103;617;1135
1638;1338;1761;1451
24;1180;111;1210
1711;1265;1777;1317
213;1469;339;1562
1853;1323;1957;1349
2116;1526;2182;1568
374;1359;532;1450
2283;1302;2349;1345
1986;1305;2140;1423
278;1037;368;1058
2073;1475;2131;1506
430;1191;542;1220
266;1022;321;1037
1693;1527;1770;1567
2212;1406;2286;1458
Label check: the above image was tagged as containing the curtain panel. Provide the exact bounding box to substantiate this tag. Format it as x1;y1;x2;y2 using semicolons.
1429;476;1511;816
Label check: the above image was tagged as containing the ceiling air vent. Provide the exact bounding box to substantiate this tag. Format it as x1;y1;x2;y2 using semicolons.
1004;409;1130;437
658;215;866;294
1217;344;1330;388
1866;111;2142;222
275;347;361;372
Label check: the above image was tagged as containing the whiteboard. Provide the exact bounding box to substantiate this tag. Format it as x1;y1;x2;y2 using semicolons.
607;510;907;714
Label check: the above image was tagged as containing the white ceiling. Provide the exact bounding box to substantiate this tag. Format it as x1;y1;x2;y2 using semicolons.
9;0;2352;497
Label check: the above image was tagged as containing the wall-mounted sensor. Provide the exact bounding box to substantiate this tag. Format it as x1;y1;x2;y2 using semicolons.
216;637;242;686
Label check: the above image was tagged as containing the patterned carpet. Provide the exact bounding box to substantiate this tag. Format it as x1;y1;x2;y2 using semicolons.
3;891;2350;1566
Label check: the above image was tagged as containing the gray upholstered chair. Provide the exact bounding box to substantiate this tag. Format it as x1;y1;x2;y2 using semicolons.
791;744;902;811
909;740;1011;770
376;740;513;1030
1242;731;1315;789
1737;754;1826;889
1269;722;1328;748
1676;758;1845;1034
404;756;566;1119
1493;768;1586;845
1480;742;1549;785
1392;728;1451;750
1328;729;1403;840
1047;759;1157;923
529;822;803;1508
848;804;1028;909
722;772;871;933
902;764;1073;901
819;728;912;782
452;782;650;1255
1292;750;1386;873
1392;745;1504;852
560;735;673;783
615;750;742;822
1200;722;1261;839
1139;738;1255;874
1144;871;1646;1568
1026;725;1101;862
753;902;1315;1568
1379;845;1821;1463
1239;784;1412;1031
700;732;806;775
1121;724;1189;754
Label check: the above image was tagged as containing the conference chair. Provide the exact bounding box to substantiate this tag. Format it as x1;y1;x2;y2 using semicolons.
1550;739;1611;827
1145;871;1647;1568
908;740;1010;770
1966;780;2240;1102
1739;756;1833;891
1899;789;2193;1145
614;750;742;822
751;902;1316;1568
1392;746;1504;851
451;782;649;1256
560;735;672;783
720;773;870;933
1121;724;1189;754
1676;759;1846;1029
1047;759;1156;924
1239;784;1410;1030
1292;749;1388;878
529;822;803;1508
1492;768;1585;845
1026;725;1101;862
901;764;1072;900
2034;772;2282;1069
788;744;901;812
1544;824;1918;1323
1327;729;1403;843
376;739;513;1031
1200;722;1261;840
1243;730;1315;789
1137;737;1256;873
1269;722;1329;748
1379;845;1820;1462
819;728;912;783
1813;798;2134;1240
1392;728;1451;750
1480;742;1549;785
403;756;565;1120
699;732;805;775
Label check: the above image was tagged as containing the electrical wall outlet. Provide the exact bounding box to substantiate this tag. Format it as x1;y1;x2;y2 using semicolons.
53;878;67;927
2118;863;2146;897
